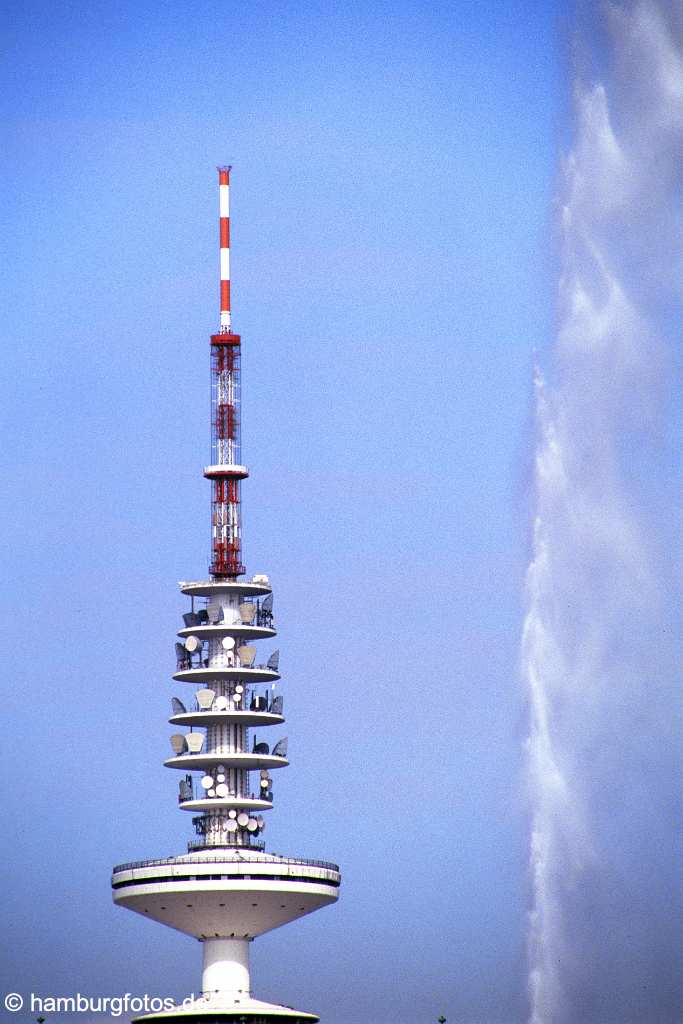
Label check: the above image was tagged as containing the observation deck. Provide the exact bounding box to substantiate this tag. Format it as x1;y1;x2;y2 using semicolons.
112;851;340;940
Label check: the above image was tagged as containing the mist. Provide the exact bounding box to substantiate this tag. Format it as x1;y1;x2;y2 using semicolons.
524;3;683;1022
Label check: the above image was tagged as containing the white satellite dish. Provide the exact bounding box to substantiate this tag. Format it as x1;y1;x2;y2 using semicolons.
217;763;226;772
232;692;242;703
228;809;237;819
247;818;258;832
170;734;186;754
185;732;205;753
259;778;269;789
260;769;269;778
226;819;238;832
216;783;229;797
201;775;213;790
237;812;249;827
235;684;244;694
185;635;201;653
256;816;264;828
215;696;229;711
238;645;256;667
217;773;226;783
196;688;215;710
222;635;235;651
238;602;257;624
207;788;216;797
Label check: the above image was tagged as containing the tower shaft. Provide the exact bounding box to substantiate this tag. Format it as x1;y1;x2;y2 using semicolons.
202;938;250;1000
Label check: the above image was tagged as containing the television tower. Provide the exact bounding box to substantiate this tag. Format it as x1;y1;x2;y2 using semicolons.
111;167;340;1024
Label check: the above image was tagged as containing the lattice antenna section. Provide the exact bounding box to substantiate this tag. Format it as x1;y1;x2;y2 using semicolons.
208;166;247;578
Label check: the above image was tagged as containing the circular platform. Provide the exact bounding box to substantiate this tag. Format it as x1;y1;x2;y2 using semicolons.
177;625;276;641
169;711;284;728
203;464;250;480
165;753;288;772
132;995;319;1019
174;667;280;684
179;797;273;813
132;995;319;1023
112;851;340;941
180;580;272;598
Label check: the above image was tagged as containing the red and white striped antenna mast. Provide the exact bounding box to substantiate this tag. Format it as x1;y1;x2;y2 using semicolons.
206;165;247;578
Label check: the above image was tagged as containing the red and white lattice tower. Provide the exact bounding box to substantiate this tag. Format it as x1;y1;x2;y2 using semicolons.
207;166;246;579
111;168;340;1024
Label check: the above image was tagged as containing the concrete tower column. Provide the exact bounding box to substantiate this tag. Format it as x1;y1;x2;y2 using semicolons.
202;937;251;999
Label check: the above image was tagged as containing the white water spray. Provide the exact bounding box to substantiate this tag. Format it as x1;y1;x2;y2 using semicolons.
524;4;683;1022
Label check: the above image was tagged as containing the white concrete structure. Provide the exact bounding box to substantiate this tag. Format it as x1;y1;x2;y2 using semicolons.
111;169;340;1024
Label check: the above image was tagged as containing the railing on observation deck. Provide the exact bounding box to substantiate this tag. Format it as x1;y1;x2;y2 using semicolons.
187;838;266;853
175;654;278;673
172;694;279;716
113;853;341;874
178;778;270;804
182;604;274;630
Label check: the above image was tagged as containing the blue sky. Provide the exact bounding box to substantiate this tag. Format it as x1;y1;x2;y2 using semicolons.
2;3;563;1022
